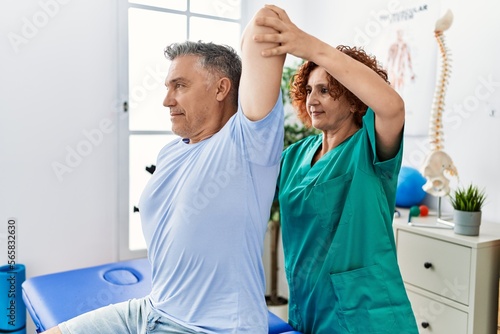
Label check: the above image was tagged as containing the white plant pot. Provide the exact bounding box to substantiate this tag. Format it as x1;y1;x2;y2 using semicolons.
453;210;481;236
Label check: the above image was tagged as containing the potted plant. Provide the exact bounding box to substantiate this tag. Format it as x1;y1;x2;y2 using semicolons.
265;63;318;318
449;184;487;236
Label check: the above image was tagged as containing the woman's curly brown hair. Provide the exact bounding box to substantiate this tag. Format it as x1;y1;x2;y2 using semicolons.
290;45;389;128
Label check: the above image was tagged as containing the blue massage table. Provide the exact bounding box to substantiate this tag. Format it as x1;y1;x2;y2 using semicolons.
22;258;301;334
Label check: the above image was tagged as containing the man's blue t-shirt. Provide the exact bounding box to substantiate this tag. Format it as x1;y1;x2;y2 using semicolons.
139;96;284;334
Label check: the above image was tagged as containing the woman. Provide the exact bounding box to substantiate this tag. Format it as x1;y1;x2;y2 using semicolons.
255;5;418;334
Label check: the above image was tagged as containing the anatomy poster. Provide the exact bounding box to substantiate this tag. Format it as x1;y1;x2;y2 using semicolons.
369;1;441;136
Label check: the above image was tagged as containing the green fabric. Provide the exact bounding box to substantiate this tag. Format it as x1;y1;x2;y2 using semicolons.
278;108;417;334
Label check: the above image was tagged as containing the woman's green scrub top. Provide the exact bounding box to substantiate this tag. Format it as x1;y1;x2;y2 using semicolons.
278;109;417;334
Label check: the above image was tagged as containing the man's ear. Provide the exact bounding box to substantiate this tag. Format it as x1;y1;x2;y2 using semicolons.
215;77;231;102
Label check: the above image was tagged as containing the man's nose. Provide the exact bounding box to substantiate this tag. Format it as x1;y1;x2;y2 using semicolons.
163;90;175;107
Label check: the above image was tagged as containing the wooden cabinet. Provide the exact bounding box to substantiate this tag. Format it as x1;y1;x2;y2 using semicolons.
393;212;500;333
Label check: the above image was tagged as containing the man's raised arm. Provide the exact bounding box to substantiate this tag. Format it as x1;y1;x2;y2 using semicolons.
239;7;286;121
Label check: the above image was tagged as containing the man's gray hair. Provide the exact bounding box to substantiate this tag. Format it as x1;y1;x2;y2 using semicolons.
164;41;242;108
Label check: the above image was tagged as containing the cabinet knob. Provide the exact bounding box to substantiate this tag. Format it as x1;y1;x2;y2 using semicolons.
424;262;432;269
421;321;430;328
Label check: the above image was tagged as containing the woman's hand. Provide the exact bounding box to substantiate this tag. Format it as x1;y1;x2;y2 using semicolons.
253;4;321;60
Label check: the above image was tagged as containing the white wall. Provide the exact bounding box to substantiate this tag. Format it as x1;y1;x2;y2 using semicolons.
434;0;500;220
0;0;119;286
303;0;500;221
1;1;119;331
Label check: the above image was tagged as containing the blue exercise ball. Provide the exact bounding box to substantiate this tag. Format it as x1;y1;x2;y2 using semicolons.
396;166;427;208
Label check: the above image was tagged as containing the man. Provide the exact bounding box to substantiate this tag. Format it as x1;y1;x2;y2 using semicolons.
42;6;286;334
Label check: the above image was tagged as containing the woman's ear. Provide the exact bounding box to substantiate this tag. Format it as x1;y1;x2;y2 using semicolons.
349;102;357;114
216;77;231;102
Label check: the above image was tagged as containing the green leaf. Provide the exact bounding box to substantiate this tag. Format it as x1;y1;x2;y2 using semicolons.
449;184;487;212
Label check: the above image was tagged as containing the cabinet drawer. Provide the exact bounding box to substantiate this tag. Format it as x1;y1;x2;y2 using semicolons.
407;289;468;334
397;230;471;305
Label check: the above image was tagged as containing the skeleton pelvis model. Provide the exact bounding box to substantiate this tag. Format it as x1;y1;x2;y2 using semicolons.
422;150;458;197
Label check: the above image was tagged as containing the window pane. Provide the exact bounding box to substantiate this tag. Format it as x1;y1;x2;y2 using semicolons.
129;205;146;250
190;0;240;19
129;134;177;250
129;0;187;11
128;8;187;131
189;17;241;52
